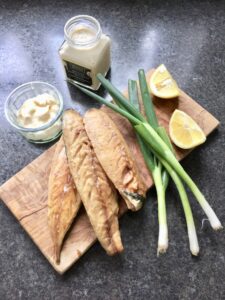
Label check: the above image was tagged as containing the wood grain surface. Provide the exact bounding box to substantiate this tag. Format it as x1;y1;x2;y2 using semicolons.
0;70;219;274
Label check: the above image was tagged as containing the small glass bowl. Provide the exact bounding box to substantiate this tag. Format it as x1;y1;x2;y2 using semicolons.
5;81;64;144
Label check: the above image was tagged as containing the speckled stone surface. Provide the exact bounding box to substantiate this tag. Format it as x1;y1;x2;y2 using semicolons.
1;0;225;299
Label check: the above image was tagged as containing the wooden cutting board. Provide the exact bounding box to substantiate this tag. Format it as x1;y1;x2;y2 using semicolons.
0;70;219;274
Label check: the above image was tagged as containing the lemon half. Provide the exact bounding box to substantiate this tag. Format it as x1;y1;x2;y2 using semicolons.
169;109;206;149
150;64;179;99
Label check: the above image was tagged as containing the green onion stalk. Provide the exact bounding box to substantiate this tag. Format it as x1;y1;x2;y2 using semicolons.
128;77;168;254
158;157;199;255
75;74;222;236
154;129;199;255
137;70;199;255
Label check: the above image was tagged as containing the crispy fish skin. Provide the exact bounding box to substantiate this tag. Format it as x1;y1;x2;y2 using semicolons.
48;136;82;264
63;109;123;255
84;108;147;211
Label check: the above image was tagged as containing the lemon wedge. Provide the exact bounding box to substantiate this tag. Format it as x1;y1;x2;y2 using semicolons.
150;64;180;99
169;109;206;149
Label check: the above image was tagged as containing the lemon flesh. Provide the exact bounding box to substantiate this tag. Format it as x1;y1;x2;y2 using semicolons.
150;64;180;99
169;109;206;149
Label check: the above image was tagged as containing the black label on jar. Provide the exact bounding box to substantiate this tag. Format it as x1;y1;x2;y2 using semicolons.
63;60;92;86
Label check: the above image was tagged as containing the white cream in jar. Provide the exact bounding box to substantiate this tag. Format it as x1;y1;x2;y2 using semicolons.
17;93;62;141
59;15;111;90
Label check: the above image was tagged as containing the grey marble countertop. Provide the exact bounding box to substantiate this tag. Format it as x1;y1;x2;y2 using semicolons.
1;0;225;299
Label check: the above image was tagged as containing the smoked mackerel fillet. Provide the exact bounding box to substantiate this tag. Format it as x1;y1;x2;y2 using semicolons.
84;108;147;211
63;109;123;255
48;136;82;264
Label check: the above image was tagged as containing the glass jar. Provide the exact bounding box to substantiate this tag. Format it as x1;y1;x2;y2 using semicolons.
4;82;64;144
59;15;111;90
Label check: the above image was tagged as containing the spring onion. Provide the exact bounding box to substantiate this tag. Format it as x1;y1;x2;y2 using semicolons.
154;126;199;255
135;123;222;230
128;78;168;253
136;73;169;253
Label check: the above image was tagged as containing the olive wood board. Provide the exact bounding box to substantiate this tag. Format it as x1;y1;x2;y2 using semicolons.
0;70;219;274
